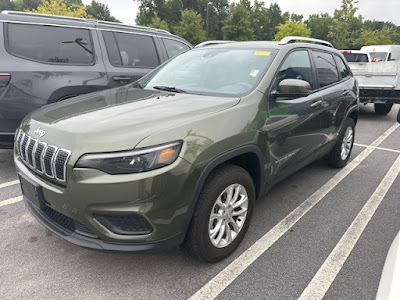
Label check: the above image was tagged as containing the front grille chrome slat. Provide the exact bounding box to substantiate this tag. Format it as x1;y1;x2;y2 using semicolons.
54;149;71;182
27;138;37;167
21;134;29;162
17;131;71;183
43;146;57;178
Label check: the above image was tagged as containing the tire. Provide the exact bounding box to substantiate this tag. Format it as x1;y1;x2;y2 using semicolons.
326;118;355;168
374;103;393;115
185;164;255;262
397;107;400;123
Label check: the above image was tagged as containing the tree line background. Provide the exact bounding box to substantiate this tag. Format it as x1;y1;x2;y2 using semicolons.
1;0;399;48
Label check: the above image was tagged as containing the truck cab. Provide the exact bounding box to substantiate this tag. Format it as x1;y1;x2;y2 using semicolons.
360;45;400;62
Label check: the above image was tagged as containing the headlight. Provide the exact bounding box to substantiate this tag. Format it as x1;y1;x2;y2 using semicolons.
75;141;182;174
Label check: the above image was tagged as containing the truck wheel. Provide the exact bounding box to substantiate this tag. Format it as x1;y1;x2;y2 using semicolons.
375;103;393;115
326;118;355;168
185;164;255;262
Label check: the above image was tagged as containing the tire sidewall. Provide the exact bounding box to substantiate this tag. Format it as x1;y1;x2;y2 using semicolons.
193;166;255;262
336;118;356;166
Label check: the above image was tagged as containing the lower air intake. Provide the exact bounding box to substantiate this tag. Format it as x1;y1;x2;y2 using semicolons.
94;214;152;235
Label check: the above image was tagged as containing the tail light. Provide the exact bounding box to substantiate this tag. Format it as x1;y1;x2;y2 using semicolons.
0;73;11;87
341;51;352;54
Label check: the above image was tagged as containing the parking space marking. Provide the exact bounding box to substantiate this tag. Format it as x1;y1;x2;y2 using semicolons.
299;154;400;300
189;122;400;300
354;143;400;154
0;196;23;208
0;180;20;189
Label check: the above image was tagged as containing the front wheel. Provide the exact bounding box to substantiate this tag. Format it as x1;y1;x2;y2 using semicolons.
326;118;355;168
375;103;393;115
185;164;255;262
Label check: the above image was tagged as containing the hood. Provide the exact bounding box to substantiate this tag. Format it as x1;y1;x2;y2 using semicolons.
21;86;240;155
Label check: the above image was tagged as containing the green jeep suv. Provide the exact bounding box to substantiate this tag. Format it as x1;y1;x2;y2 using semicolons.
15;37;359;262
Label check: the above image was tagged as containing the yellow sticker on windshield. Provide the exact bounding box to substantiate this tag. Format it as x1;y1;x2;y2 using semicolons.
254;51;271;56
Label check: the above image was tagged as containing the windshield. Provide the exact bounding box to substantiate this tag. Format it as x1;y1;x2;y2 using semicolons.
370;52;388;62
343;53;369;62
137;48;276;97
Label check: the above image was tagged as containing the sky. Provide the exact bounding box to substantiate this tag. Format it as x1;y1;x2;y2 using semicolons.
81;0;400;26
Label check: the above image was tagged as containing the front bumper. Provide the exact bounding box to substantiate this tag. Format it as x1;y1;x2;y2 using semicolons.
25;198;183;251
15;154;199;251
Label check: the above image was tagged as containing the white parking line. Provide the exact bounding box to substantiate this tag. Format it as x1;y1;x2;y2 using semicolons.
189;122;400;300
0;180;20;189
0;196;23;208
299;154;400;300
354;143;400;154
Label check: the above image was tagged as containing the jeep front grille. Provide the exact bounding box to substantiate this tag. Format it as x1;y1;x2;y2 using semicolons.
16;130;71;182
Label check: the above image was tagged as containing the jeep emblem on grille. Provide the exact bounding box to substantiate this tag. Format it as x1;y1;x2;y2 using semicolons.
34;127;46;137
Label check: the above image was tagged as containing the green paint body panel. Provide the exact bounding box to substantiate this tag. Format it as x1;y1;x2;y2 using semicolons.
15;41;359;251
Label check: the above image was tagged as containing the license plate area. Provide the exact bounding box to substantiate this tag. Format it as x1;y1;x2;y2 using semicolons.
18;173;46;210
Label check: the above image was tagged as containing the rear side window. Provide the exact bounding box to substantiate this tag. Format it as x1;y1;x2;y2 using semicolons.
334;55;350;80
6;23;94;65
162;38;190;59
312;51;339;88
343;53;369;62
102;31;159;68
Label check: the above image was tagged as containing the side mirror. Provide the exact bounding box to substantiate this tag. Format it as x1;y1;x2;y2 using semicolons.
273;79;312;99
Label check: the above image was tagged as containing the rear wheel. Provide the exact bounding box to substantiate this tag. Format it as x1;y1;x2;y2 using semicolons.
185;164;255;262
374;103;393;115
326;118;355;168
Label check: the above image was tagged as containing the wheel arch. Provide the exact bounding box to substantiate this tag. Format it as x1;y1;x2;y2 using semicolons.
182;144;265;237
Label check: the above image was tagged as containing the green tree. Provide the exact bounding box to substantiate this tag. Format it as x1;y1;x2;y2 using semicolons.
328;0;363;49
274;21;311;41
355;25;395;46
86;0;119;22
0;0;16;11
135;0;165;25
202;0;229;40
222;0;254;41
14;0;41;11
264;3;285;40
148;12;169;31
250;0;269;40
173;9;205;45
305;13;334;42
31;0;87;17
290;13;303;23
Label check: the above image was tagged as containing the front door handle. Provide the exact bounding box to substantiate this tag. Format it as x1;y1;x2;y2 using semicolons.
311;100;322;107
113;76;132;81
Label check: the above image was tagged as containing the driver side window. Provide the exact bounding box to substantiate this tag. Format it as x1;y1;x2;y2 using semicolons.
277;50;313;88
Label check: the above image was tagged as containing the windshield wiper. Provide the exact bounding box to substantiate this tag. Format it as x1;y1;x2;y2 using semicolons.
152;86;187;93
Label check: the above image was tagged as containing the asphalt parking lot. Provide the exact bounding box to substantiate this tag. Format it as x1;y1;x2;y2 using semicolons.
1;104;400;300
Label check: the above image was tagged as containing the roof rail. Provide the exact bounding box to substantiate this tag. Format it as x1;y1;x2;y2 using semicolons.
2;10;89;22
279;36;333;48
1;11;171;35
95;20;171;34
195;40;233;48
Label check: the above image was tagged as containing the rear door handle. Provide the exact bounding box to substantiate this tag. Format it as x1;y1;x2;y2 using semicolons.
311;100;322;107
113;76;132;81
343;89;351;96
